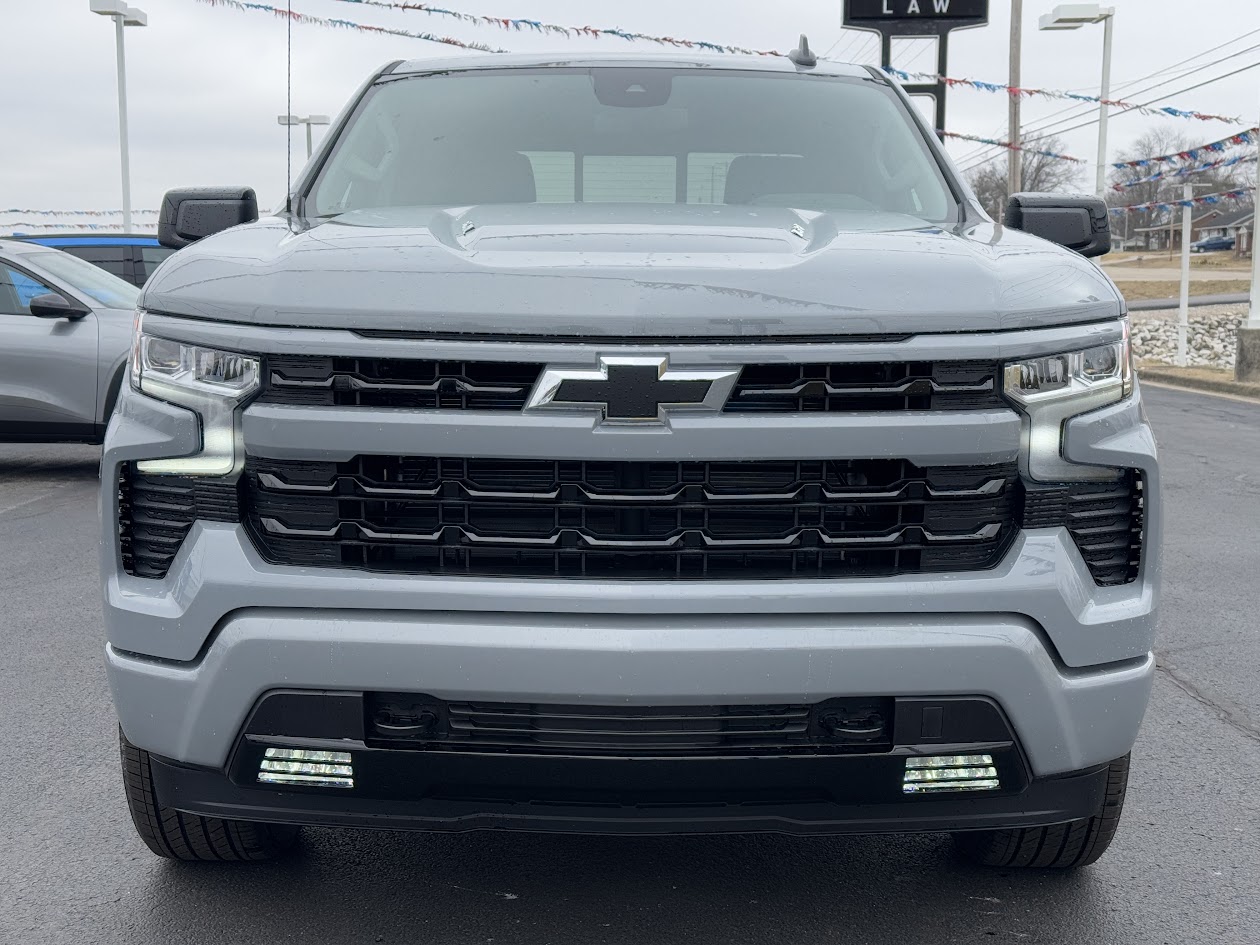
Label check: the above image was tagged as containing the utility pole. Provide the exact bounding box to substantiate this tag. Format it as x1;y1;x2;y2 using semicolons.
1008;0;1023;197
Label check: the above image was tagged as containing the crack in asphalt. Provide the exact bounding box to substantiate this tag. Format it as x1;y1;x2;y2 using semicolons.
1155;651;1260;744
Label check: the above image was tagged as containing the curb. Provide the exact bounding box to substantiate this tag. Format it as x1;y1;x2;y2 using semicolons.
1127;293;1249;311
1138;366;1260;401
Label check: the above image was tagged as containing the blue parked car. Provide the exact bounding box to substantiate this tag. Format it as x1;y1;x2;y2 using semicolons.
7;233;175;287
1190;235;1236;253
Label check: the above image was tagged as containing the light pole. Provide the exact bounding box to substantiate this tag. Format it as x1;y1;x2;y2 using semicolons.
1040;4;1115;196
90;0;147;233
278;114;331;159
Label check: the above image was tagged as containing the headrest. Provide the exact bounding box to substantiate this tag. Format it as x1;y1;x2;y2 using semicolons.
396;149;536;206
724;155;843;204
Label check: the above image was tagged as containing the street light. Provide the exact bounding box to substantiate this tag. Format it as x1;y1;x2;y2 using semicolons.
1039;4;1115;196
90;0;147;233
278;114;331;159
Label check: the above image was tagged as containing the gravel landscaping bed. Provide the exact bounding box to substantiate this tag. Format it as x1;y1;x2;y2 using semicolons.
1131;303;1247;367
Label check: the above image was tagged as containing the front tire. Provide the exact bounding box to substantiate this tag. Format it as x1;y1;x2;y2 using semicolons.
953;754;1130;869
119;729;299;861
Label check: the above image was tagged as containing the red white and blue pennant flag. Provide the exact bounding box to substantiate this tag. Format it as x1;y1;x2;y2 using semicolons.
1113;153;1257;190
331;0;781;54
939;132;1084;163
2;208;158;216
1109;188;1255;215
1111;128;1258;169
189;0;1241;124
885;67;1239;123
197;0;507;52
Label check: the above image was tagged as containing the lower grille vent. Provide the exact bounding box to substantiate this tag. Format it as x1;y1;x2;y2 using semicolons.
366;695;894;756
1024;472;1144;586
117;466;239;578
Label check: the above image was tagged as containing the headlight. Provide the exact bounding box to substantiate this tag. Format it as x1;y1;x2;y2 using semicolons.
1003;319;1133;481
129;319;259;476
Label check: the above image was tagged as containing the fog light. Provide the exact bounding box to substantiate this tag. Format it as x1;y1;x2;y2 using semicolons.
902;753;999;794
257;747;354;788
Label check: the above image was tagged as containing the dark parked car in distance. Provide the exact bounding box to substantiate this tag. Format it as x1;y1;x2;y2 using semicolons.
1190;235;1236;253
8;233;175;286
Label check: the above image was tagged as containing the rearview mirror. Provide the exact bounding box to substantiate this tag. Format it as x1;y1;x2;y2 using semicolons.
158;187;259;249
28;292;89;320
1003;193;1112;259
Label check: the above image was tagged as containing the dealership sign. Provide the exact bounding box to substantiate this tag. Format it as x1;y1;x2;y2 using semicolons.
842;0;989;133
845;0;988;21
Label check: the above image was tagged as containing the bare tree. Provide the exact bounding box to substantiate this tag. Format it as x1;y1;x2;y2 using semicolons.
966;136;1083;218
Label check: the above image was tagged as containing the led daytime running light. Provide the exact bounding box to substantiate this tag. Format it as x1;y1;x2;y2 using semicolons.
130;326;259;476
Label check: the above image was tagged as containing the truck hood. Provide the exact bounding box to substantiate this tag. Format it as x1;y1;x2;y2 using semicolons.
142;204;1122;338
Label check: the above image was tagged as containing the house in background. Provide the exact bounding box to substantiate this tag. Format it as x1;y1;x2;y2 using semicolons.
1130;208;1226;252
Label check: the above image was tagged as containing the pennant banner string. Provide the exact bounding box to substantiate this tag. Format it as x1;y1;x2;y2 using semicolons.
1113;152;1257;190
331;0;783;54
1108;187;1255;215
939;132;1084;163
884;67;1239;123
2;209;159;216
0;223;140;231
1111;127;1258;169
195;0;508;52
193;0;1242;122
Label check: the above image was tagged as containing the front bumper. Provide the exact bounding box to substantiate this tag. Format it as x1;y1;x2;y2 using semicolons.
106;608;1154;779
142;686;1117;837
147;749;1116;837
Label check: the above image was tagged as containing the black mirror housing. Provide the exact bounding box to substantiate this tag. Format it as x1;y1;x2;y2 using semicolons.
28;292;89;320
158;187;259;249
1003;193;1112;259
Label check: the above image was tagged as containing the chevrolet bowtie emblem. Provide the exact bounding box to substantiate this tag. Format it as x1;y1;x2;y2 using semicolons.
525;356;741;424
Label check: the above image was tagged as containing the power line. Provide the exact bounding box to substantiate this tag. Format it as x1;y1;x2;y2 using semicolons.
1050;59;1260;139
957;55;1260;174
950;31;1260;168
950;30;1260;163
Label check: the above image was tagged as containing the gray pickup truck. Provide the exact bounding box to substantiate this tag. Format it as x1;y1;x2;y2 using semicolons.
102;50;1157;868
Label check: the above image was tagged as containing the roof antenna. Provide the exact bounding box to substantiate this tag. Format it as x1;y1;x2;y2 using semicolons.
788;34;817;68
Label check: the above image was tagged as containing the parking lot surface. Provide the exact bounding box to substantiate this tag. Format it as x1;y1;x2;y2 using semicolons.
1;385;1257;945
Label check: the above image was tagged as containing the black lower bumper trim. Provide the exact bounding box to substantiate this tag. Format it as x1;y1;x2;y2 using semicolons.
149;753;1109;837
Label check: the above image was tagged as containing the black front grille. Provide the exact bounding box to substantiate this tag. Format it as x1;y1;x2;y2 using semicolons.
241;456;1020;579
117;466;239;578
258;355;544;410
1024;472;1144;586
257;355;1004;414
365;694;894;756
727;360;1003;412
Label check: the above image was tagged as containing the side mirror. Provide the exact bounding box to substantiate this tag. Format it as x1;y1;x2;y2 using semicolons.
28;292;89;320
1004;193;1112;259
158;187;259;249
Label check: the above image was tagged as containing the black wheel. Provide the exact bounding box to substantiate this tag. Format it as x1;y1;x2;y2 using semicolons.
119;729;299;862
953;754;1130;869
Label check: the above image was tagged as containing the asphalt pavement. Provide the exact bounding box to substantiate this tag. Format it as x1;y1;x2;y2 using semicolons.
2;385;1258;945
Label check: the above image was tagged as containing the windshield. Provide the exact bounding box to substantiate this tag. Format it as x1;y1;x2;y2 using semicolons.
25;247;140;309
308;67;957;224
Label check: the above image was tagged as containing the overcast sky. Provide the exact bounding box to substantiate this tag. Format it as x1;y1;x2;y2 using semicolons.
2;0;1257;229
